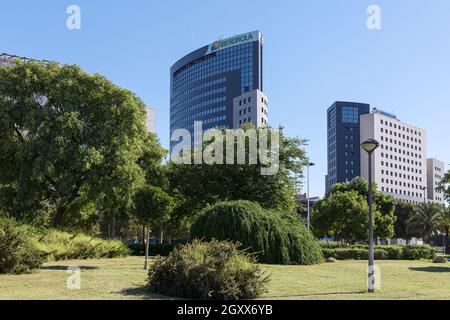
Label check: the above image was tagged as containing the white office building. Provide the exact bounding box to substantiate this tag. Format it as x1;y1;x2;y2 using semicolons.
232;89;268;128
146;107;156;133
427;158;445;204
360;110;427;204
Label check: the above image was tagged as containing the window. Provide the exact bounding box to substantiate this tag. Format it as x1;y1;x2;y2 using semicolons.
342;106;359;123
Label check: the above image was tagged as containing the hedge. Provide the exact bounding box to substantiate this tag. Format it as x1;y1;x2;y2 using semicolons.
127;243;176;257
322;245;435;260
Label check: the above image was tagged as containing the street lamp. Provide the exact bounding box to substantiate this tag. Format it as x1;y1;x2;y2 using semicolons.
420;186;427;202
361;139;380;293
307;162;315;230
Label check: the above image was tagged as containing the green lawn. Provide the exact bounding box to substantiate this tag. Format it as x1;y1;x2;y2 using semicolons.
1;256;450;300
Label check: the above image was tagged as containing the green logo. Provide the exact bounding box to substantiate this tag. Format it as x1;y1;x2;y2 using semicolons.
210;33;254;52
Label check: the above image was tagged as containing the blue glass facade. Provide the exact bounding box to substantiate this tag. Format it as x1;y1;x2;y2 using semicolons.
327;102;370;192
170;31;263;150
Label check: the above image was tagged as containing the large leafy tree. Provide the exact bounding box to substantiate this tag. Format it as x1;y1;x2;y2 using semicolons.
312;177;396;242
0;61;151;227
167;126;309;225
393;201;415;241
406;202;445;243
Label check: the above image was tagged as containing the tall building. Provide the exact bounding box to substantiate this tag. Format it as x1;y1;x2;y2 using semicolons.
145;107;156;133
360;109;427;204
326;101;370;193
170;31;265;151
427;158;445;204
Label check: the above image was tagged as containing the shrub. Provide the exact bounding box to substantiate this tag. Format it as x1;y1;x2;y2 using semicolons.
28;227;130;261
190;201;323;265
128;243;176;256
0;218;44;274
147;240;270;300
403;245;436;260
322;245;435;260
319;241;351;249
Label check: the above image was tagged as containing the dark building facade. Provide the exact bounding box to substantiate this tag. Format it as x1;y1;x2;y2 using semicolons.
170;31;263;150
326;101;370;193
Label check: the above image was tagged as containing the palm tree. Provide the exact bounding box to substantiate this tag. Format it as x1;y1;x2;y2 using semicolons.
406;202;444;243
439;207;450;254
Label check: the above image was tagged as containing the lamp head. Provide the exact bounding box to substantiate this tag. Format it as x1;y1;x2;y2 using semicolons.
361;139;380;154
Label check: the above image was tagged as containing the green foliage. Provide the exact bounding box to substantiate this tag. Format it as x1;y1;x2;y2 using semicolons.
0;61;157;227
313;177;396;242
0;218;44;274
127;243;176;256
26;226;130;261
406;202;445;242
147;240;270;300
134;186;174;227
322;245;435;260
437;170;450;203
402;245;436;260
168;126;309;225
190;200;323;265
394;201;415;240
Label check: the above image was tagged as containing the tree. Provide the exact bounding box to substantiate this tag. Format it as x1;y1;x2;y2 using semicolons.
0;61;153;227
312;191;369;242
167;126;309;225
439;207;450;254
393;201;415;242
406;202;445;243
312;177;396;242
438;170;450;203
134;186;174;269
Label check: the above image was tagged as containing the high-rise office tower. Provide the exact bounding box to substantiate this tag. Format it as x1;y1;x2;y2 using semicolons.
360;109;427;204
170;31;266;151
326;101;370;193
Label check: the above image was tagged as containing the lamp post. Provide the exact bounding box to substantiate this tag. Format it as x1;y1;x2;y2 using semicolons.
361;139;380;293
307;162;315;230
420;186;427;203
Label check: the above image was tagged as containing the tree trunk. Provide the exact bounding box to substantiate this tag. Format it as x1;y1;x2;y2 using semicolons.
111;217;116;239
52;206;66;227
159;224;164;244
445;227;450;255
142;225;145;247
144;227;150;270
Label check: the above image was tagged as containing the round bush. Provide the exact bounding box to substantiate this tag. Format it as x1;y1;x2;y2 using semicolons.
0;218;44;274
147;240;269;300
190;200;323;265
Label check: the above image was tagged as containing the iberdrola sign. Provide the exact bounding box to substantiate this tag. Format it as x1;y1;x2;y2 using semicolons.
206;31;261;55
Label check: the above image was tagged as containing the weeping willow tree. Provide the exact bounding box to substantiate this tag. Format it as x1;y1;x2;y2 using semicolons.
190;200;323;265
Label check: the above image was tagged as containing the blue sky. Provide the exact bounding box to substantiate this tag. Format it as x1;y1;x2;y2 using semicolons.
1;0;449;197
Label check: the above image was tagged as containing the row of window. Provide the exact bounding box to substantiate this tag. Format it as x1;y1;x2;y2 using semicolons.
171;87;226;111
380;153;422;166
380;135;422;147
172;44;255;94
381;177;423;189
381;187;423;198
171;106;227;128
184;115;227;130
381;165;423;176
380;119;422;136
171;77;226;105
380;143;422;156
171;96;226;123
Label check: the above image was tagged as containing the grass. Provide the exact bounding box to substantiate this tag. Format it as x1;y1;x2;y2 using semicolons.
1;257;450;300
